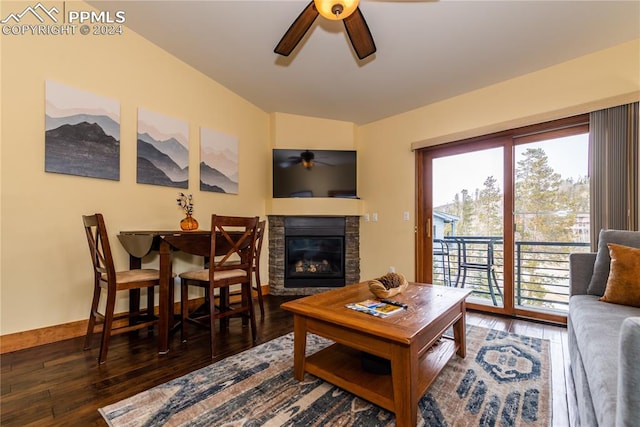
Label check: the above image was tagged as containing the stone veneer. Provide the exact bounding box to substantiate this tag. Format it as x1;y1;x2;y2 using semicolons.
268;215;360;295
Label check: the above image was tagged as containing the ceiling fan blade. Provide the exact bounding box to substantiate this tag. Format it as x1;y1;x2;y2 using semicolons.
314;160;334;166
274;1;319;56
279;158;302;168
343;7;376;60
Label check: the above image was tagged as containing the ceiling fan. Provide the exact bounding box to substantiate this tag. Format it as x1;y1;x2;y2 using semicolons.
274;0;376;60
279;150;334;169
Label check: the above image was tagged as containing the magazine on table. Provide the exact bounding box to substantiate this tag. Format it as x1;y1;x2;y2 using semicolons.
345;299;405;318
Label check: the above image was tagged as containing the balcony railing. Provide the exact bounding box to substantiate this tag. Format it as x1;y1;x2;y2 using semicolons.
433;237;590;312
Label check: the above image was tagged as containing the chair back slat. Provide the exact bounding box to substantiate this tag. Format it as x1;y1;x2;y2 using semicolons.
254;220;266;262
82;214;116;286
209;215;259;280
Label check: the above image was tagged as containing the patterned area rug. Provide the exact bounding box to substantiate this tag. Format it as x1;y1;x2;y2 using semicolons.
100;326;550;426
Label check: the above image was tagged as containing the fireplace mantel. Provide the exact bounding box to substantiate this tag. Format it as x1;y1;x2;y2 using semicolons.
267;198;363;217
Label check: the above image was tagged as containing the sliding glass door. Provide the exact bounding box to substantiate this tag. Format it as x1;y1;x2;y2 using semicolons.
513;131;590;315
430;146;505;309
416;115;589;321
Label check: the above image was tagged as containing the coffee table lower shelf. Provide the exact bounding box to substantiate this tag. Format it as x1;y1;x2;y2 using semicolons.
304;337;457;413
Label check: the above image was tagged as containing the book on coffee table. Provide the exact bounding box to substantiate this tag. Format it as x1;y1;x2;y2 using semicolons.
345;299;405;318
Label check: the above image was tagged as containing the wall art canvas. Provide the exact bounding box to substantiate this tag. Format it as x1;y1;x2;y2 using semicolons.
137;108;189;188
200;127;239;194
45;80;120;180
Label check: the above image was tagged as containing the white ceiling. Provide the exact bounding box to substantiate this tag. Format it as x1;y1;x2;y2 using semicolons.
91;0;640;125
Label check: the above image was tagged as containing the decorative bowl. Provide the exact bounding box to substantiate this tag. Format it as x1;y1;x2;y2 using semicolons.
368;273;409;299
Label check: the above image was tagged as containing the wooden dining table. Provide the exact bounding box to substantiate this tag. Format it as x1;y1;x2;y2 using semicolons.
118;230;218;354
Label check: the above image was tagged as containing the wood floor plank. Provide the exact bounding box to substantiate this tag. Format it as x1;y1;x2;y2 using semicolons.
542;324;565;343
0;295;569;426
550;339;570;426
1;389;53;426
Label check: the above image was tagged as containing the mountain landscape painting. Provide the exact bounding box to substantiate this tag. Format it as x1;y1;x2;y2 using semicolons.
137;108;189;189
200;127;238;194
45;80;120;180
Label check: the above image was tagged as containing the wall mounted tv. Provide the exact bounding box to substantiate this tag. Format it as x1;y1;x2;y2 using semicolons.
273;149;358;198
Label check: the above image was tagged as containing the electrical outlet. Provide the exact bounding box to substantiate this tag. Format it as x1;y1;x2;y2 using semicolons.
372;213;378;222
403;211;410;221
364;213;370;222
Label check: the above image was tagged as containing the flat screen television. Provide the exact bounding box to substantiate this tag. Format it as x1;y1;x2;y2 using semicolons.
273;149;358;198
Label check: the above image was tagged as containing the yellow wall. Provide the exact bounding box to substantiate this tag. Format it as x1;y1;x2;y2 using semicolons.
357;39;640;281
0;2;269;334
266;112;362;215
270;112;356;149
1;0;638;336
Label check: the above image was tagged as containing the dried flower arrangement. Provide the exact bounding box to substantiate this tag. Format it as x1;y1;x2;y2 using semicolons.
176;192;194;215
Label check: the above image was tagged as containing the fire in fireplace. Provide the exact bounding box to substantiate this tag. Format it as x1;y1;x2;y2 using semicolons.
284;217;345;288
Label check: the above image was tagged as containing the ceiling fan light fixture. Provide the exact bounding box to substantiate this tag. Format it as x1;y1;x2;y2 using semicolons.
301;150;315;169
314;0;359;21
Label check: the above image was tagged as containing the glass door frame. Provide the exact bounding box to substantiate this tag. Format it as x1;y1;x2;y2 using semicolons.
415;114;589;323
416;137;515;317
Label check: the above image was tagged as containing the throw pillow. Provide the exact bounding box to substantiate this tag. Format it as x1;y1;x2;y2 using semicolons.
599;243;640;307
587;229;640;296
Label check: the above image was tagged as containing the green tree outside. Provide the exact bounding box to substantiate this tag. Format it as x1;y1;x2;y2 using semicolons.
435;147;589;308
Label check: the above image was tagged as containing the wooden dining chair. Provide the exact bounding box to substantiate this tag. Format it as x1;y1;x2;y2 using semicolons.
217;219;266;316
179;215;259;358
82;213;164;364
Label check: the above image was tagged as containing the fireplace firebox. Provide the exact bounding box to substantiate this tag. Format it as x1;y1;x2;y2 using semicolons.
284;217;345;288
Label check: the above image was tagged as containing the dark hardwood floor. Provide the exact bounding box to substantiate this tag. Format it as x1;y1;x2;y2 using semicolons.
1;295;571;426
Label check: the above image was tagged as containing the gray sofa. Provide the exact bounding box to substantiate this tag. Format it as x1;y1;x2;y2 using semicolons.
568;230;640;427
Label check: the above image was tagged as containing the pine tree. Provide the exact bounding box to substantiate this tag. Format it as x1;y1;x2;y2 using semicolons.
476;175;502;236
458;189;475;235
514;148;576;306
515;148;574;241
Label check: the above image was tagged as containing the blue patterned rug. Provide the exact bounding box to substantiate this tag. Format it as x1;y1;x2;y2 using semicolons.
100;326;550;426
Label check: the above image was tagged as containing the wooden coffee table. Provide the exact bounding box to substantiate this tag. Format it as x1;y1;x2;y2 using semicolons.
281;282;471;427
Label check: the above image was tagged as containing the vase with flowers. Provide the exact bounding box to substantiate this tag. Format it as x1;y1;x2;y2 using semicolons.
177;192;198;231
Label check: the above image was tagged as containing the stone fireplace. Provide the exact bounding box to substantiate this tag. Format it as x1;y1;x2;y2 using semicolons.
268;215;360;295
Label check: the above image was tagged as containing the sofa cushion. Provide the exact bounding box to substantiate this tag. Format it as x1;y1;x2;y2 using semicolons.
569;295;640;426
568;320;599;427
587;230;640;296
616;317;640;427
600;244;640;307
